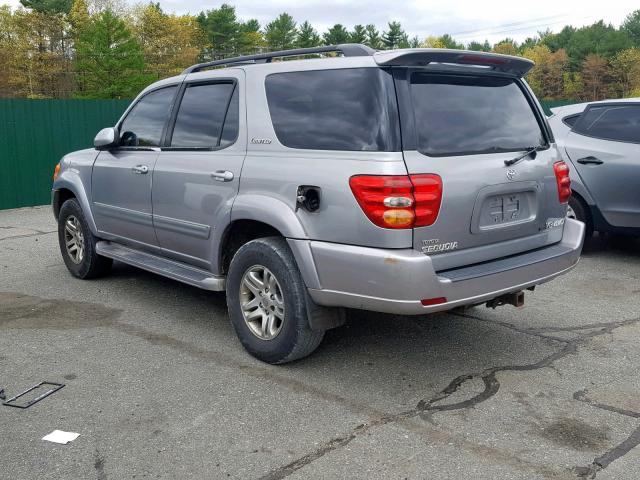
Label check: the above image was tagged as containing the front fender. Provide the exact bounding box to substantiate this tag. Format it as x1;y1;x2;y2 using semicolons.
52;170;98;235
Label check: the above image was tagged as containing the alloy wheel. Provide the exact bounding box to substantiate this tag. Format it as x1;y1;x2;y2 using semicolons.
64;215;85;264
239;265;285;340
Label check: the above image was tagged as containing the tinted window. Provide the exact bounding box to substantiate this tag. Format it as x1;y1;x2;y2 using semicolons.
120;87;177;147
562;114;581;127
265;68;400;151
171;83;236;148
220;86;239;147
410;74;545;156
573;105;640;143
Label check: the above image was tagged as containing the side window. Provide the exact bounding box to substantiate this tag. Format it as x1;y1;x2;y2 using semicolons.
265;68;400;151
119;86;177;147
170;82;236;148
562;114;581;127
573;105;640;143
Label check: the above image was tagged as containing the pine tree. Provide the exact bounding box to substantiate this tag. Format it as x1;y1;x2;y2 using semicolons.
382;21;406;49
323;24;349;45
75;9;151;98
364;24;381;49
350;24;366;44
296;21;320;48
264;13;296;51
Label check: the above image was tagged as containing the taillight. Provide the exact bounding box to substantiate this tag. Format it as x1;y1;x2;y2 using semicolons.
349;174;442;229
553;161;571;203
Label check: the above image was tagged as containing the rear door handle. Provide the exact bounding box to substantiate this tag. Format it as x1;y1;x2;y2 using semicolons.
132;164;149;174
576;156;603;165
211;170;234;182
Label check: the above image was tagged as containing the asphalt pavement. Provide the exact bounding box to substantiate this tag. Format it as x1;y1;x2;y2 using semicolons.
1;206;639;479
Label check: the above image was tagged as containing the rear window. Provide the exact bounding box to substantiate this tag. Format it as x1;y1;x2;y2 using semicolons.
409;74;545;156
265;68;400;151
572;104;640;143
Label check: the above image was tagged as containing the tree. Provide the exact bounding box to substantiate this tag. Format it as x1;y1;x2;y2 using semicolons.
69;0;89;38
236;18;264;54
75;9;151;98
581;53;610;101
438;34;463;49
364;24;382;49
350;24;366;44
420;36;445;48
382;21;408;49
564;21;632;69
323;24;349;45
197;4;240;58
522;44;568;99
622;10;640;46
132;3;202;79
493;39;517;55
296;20;320;48
468;40;488;51
20;0;72;14
264;13;296;51
610;48;640;97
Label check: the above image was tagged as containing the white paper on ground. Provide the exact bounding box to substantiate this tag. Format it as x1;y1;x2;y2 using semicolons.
42;430;80;444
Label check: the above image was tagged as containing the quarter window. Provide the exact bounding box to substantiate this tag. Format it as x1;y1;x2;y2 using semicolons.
171;83;236;148
265;68;400;151
119;87;177;147
572;105;640;143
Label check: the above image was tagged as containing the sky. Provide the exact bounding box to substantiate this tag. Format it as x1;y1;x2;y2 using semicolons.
4;0;634;45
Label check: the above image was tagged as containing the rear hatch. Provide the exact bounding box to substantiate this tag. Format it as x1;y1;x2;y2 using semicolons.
378;50;567;269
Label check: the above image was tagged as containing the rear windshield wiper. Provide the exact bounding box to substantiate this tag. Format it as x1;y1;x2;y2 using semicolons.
504;145;545;166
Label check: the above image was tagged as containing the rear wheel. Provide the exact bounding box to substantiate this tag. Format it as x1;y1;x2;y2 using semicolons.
567;196;593;239
226;237;324;364
58;199;112;279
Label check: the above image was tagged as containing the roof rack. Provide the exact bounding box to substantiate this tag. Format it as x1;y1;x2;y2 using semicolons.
182;43;375;74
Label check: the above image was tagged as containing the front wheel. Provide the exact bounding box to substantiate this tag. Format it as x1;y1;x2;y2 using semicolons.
226;237;324;364
58;198;112;279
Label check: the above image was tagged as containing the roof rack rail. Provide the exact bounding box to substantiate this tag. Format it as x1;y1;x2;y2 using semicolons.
182;43;375;74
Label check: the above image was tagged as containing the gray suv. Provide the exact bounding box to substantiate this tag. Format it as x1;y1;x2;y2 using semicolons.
52;45;584;363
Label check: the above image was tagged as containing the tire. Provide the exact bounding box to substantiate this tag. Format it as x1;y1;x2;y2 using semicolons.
58;198;112;279
567;196;594;239
226;237;324;364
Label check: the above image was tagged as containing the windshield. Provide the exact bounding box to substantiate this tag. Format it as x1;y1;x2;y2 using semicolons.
409;73;546;156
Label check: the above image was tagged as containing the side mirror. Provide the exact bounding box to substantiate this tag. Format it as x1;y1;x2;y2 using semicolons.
94;127;118;150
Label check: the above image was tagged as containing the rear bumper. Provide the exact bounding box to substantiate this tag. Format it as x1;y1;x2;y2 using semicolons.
303;218;585;315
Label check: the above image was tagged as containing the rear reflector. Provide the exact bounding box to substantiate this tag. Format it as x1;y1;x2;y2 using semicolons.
349;174;442;229
421;297;447;306
553;161;571;203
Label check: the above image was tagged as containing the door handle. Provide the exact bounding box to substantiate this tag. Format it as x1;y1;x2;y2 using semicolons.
576;156;603;165
211;170;234;182
131;164;149;174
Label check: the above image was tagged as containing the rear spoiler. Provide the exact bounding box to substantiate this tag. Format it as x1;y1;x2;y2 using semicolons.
374;49;534;77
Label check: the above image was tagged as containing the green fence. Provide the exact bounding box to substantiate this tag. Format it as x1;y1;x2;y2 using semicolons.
0;98;578;211
0;99;130;210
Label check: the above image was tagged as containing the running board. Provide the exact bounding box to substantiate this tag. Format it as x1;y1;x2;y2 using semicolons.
96;241;225;291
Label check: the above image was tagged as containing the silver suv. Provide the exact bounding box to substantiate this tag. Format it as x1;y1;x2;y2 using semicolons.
52;45;584;363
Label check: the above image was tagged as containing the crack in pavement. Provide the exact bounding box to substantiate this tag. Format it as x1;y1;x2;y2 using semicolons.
259;315;640;480
572;390;640;479
0;230;57;242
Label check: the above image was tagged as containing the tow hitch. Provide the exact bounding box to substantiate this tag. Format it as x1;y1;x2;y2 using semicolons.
486;291;525;309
